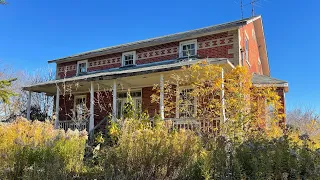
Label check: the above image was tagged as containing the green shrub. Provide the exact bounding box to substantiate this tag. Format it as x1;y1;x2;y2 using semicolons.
203;135;320;180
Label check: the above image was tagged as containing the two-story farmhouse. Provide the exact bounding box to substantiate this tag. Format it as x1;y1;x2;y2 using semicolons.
23;15;288;132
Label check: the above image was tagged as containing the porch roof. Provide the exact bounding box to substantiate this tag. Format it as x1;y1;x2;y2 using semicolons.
252;73;289;92
23;58;234;95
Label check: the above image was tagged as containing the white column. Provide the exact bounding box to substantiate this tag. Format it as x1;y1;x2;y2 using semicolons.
89;81;94;133
175;84;179;119
221;68;226;123
54;87;60;129
112;80;117;121
160;74;164;119
26;91;31;120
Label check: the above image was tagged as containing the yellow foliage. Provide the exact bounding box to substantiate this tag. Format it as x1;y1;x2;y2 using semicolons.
152;61;285;141
0;117;87;175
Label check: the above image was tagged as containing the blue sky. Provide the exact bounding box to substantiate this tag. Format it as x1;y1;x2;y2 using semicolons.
0;0;319;112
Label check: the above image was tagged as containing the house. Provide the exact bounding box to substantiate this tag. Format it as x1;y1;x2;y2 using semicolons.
23;15;288;133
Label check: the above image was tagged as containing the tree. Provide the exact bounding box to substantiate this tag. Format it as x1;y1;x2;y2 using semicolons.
0;0;6;5
0;65;55;122
0;78;16;104
151;60;284;141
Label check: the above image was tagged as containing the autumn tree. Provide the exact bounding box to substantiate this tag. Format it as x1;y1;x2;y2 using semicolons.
152;60;284;141
0;78;16;104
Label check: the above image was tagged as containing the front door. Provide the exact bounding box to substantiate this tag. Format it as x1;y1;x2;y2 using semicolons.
74;95;87;121
116;91;142;119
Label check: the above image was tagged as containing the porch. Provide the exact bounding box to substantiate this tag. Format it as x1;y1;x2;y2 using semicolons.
23;58;232;134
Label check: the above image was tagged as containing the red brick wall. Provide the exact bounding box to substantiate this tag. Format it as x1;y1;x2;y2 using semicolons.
56;31;237;79
57;62;77;79
142;87;158;117
240;23;262;74
58;91;113;123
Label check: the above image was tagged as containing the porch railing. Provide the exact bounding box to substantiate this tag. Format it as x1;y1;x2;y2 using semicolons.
59;117;220;134
164;117;220;133
59;120;87;131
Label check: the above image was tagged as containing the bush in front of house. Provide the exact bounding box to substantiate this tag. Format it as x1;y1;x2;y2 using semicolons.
0;117;87;179
99;118;203;179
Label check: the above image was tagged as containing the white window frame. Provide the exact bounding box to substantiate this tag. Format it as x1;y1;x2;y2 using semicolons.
179;39;197;58
258;57;262;74
176;86;197;119
245;37;251;67
73;95;87;120
116;89;142;119
122;51;136;67
76;60;88;75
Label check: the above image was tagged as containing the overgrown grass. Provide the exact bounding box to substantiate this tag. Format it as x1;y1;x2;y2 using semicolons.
0;117;87;179
0;117;319;179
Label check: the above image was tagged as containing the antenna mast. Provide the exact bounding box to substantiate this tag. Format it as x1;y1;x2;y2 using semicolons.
240;0;244;19
251;0;255;16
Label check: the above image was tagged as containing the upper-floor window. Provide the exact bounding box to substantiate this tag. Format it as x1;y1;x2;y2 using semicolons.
258;57;262;74
77;60;88;75
179;39;197;58
122;51;136;66
245;37;251;66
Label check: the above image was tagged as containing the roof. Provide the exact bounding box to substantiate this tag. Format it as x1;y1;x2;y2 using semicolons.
24;58;235;94
48;16;261;64
252;73;288;91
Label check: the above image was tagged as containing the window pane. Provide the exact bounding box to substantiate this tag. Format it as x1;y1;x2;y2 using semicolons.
183;45;187;50
181;43;196;57
189;49;195;56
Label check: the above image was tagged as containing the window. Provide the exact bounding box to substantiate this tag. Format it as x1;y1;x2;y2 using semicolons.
258;58;262;74
245;37;251;66
179;40;197;58
122;51;136;66
177;88;196;118
74;95;87;121
116;90;142;119
77;60;88;75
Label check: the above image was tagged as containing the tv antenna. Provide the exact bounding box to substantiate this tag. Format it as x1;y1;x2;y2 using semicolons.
240;0;262;18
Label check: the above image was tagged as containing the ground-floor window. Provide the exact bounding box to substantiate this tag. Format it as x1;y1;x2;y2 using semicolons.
116;90;142;119
177;87;197;118
74;95;87;121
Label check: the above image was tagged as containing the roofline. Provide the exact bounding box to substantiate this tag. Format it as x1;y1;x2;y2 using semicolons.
24;58;234;92
48;16;261;64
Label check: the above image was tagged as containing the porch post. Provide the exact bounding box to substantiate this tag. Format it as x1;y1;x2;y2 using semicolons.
160;74;164;119
112;80;117;121
26;91;31;120
54;87;60;129
89;81;94;133
221;68;226;123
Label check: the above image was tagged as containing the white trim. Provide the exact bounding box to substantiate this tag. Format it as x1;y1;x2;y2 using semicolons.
112;80;117;121
76;60;88;75
122;51;136;66
244;30;250;40
55;87;60;129
179;39;197;58
245;37;251;67
27;91;31;120
160;74;164;119
89;82;94;133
